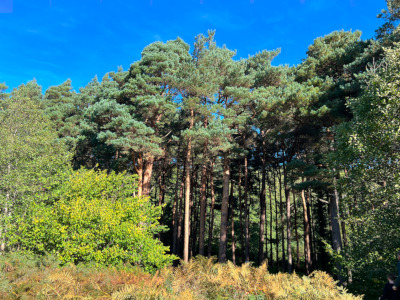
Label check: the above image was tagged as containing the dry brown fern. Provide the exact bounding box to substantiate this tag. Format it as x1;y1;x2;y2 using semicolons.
48;271;76;286
112;284;137;300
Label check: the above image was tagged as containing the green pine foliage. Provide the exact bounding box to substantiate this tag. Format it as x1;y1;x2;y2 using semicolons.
4;3;400;297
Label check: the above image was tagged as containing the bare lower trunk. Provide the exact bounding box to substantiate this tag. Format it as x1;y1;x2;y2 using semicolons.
218;152;230;263
258;152;266;264
284;167;292;273
158;169;166;242
293;191;300;269
142;155;154;197
269;179;273;267
207;160;216;258
199;146;208;256
190;169;199;258
274;171;279;270
183;109;194;262
307;189;315;268
172;160;181;255
134;152;143;197
330;176;343;283
177;178;184;256
230;179;236;265
301;186;311;275
278;168;286;271
244;156;250;262
238;166;245;263
1;198;9;252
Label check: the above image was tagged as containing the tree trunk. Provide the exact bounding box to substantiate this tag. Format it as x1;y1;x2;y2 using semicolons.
284;166;292;273
274;171;279;270
278;168;286;271
301;186;311;275
330;176;343;283
158;169;165;242
307;189;315;268
142;155;154;196
172;145;182;255
191;167;199;258
244;155;250;262
183;109;194;262
238;164;245;263
134;152;143;197
218;152;230;263
177;175;185;257
199;146;208;256
207;160;216;258
258;150;267;265
293;191;300;269
1;188;10;252
269;178;273;267
230;178;236;265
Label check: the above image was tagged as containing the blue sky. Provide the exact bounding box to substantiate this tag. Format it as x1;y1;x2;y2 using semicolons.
0;0;387;92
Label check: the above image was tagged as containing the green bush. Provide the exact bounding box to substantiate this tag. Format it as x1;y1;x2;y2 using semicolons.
11;168;175;272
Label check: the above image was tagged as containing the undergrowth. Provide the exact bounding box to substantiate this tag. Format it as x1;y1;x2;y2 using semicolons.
0;253;363;299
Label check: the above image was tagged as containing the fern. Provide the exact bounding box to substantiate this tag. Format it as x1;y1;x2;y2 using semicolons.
112;284;137;299
48;271;76;286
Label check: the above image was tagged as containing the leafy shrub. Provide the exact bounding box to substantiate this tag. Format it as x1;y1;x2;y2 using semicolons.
11;168;175;272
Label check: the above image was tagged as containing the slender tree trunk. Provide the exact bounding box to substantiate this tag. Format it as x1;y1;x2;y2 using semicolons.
207;160;216;258
258;150;267;264
219;152;230;263
158;169;165;242
317;192;329;271
172;145;181;255
274;171;279;270
177;171;185;257
230;178;236;265
190;167;197;258
278;168;286;271
269;178;273;267
301;185;311;275
199;146;208;256
293;191;300;269
330;176;343;283
284;166;292;273
244;155;250;262
308;190;316;269
191;168;200;258
1;189;10;252
238;165;245;263
183;109;194;262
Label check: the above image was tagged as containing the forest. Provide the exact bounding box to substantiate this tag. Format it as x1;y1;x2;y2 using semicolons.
1;1;400;299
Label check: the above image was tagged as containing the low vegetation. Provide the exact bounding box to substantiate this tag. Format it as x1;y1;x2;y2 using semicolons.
0;255;361;299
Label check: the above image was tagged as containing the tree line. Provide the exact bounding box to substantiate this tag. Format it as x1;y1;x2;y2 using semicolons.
1;1;400;297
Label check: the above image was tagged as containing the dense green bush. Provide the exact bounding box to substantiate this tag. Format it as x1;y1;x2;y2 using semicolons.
11;168;175;272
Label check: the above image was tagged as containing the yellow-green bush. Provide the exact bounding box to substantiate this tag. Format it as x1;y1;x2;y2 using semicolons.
0;254;363;299
10;168;175;272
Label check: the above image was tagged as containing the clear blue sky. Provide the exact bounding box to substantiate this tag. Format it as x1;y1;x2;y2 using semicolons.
0;0;387;92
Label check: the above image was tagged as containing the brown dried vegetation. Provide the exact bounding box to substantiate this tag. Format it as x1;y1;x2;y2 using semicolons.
0;254;362;299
